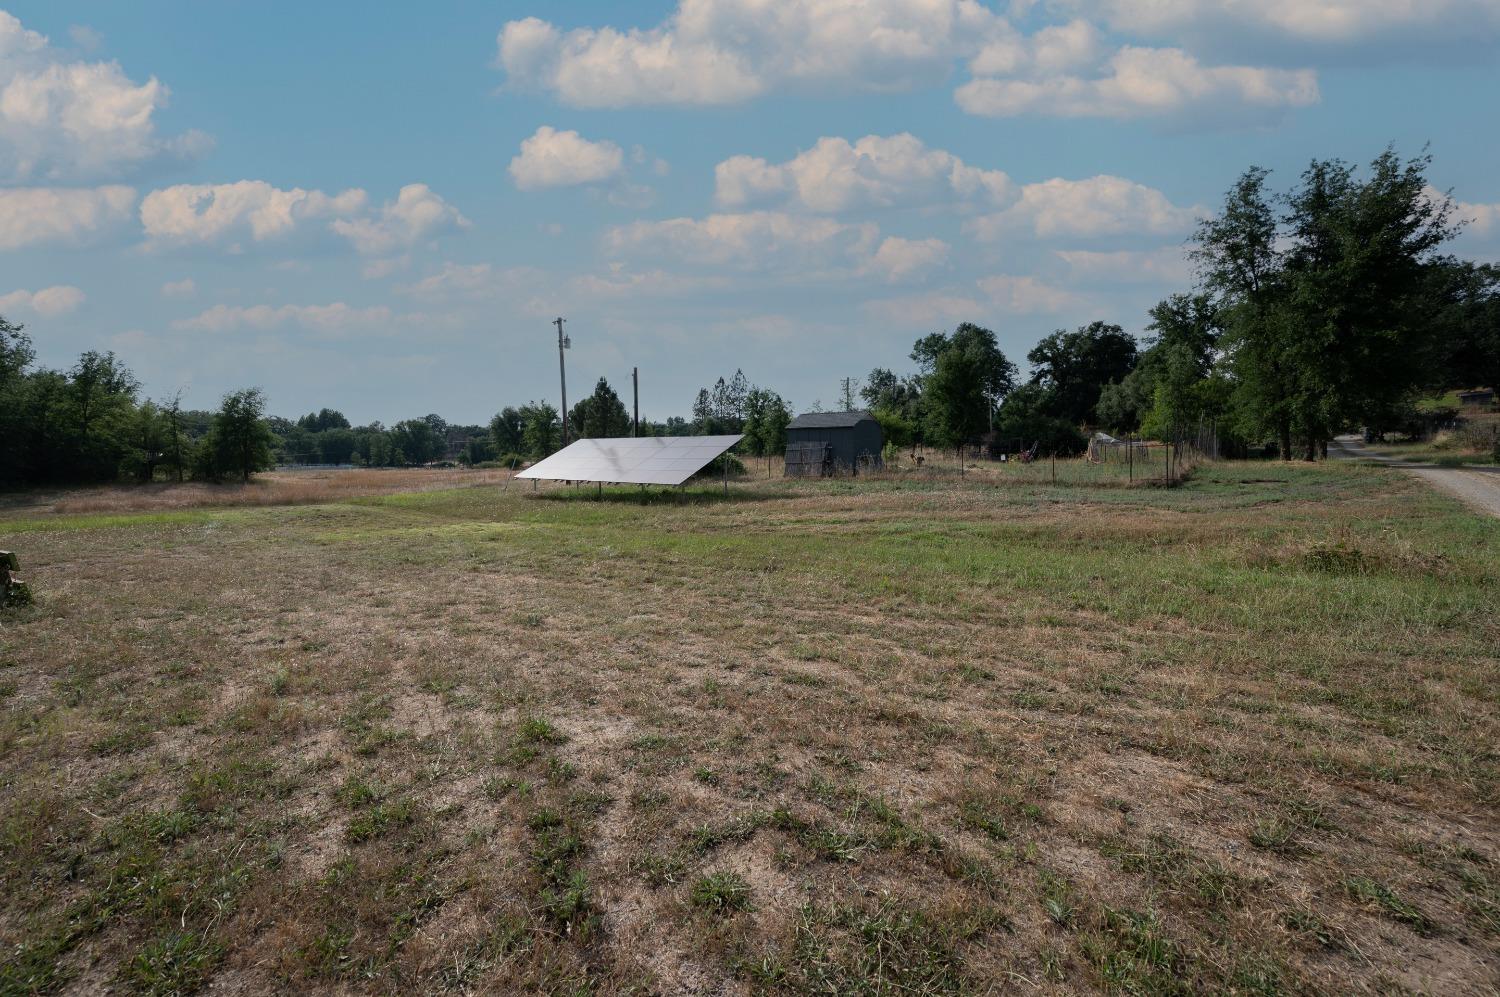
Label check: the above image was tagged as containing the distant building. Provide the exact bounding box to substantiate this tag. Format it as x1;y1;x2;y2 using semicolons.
784;411;884;477
1458;388;1494;407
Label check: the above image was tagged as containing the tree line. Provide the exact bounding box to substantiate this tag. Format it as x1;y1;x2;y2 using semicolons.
859;147;1496;460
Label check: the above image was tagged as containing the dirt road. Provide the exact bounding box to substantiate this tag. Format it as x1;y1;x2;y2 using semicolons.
1330;435;1500;519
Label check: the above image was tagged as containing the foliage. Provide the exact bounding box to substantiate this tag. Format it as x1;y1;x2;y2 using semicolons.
993;384;1088;455
1197;150;1465;458
742;388;792;456
520;401;561;459
196;388;275;483
569;378;631;439
1027;321;1138;427
913;323;1017;449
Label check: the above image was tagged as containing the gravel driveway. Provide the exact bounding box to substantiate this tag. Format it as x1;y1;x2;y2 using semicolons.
1330;436;1500;519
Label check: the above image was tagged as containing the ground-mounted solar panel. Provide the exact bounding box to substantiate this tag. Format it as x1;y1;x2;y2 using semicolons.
515;435;744;486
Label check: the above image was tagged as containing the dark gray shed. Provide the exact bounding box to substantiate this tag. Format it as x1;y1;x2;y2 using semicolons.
784;411;884;477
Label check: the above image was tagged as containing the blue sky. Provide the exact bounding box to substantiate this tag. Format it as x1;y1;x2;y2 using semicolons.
3;1;1498;425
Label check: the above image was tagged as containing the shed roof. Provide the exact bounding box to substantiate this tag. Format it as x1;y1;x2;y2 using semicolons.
787;410;877;430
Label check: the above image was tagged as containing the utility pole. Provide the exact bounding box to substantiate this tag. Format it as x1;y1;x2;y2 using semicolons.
841;377;858;412
632;366;639;437
554;317;570;445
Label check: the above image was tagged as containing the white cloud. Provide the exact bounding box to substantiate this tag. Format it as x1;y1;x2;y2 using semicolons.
864;290;986;326
967;175;1201;240
140;180;367;246
329;184;469;255
869;236;949;281
140;181;465;254
160;278;195;298
0;284;85;316
0;184;134;249
496;1;1007;107
509;126;625;190
715;133;1012;212
0;10;208;181
173;302;398;334
976;273;1075;312
956;45;1318;120
1061;0;1500;48
571;267;731;298
1055;246;1193;283
603;210;879;271
1444;188;1500;240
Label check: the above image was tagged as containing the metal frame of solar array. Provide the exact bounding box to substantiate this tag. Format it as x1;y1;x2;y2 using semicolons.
515;435;744;486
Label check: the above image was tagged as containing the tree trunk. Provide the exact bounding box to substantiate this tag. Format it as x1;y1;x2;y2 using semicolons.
1278;420;1292;461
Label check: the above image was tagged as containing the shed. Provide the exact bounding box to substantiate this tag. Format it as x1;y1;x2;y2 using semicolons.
784;411;884;477
1458;388;1494;407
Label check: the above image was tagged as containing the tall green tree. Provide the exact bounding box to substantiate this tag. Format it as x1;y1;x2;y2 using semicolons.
568;377;631;439
742;387;791;455
519;401;560;458
1193;166;1296;457
911;323;1017;448
1026;322;1138;426
490;406;524;455
200;388;275;483
67;351;139;480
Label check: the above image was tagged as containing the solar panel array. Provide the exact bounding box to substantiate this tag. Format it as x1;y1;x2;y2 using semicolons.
515;435;744;486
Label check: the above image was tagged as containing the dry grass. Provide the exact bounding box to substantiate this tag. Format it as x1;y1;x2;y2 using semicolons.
0;467;517;517
1;462;1497;994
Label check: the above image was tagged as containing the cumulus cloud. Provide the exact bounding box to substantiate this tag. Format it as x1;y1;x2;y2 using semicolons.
140;180;366;246
1059;0;1500;51
140;181;465;254
160;278;195;298
966;175;1201;240
0;284;85;316
509;126;625;190
868;236;949;281
603;211;879;271
956;45;1318;120
715;133;1011;212
329;184;469;255
1444;188;1500;241
496;0;1006;107
0;10;208;181
0;184;135;250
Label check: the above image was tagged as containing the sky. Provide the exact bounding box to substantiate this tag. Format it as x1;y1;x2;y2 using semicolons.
2;1;1498;426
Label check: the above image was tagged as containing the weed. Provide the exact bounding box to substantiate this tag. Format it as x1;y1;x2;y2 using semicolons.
691;871;752;912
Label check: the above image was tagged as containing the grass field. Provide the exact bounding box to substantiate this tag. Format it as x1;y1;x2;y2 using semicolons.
2;460;1498;994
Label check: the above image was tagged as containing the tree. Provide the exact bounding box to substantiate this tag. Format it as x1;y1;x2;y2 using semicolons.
861;367;921;423
742;387;791;456
1279;150;1460;453
1098;295;1222;436
67;351;139;480
490;407;525;455
569;378;631;439
912;324;1018;448
297;408;350;432
122;400;167;482
993;384;1087;455
519;401;560;458
1194;166;1294;457
1438;263;1500;395
391;418;441;465
911;323;1017;402
200;388;275;483
161;393;190;482
1026;322;1138;426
